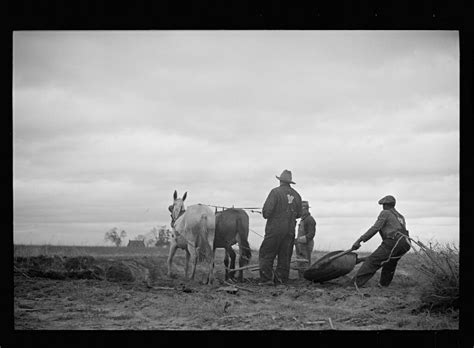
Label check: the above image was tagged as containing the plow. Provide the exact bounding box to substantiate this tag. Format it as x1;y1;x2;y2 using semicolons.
202;203;368;283
229;246;367;283
302;247;367;282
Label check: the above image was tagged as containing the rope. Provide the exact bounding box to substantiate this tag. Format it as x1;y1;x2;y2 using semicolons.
249;228;264;239
397;233;451;276
172;203;265;253
272;269;282;284
174;225;256;253
380;211;411;266
353;280;365;298
202;203;266;245
199;203;262;214
380;234;405;266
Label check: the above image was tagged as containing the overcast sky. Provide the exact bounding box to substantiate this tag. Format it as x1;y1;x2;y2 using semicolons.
13;30;459;251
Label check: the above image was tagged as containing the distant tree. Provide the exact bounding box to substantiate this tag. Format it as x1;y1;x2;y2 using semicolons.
156;226;172;247
144;237;157;247
146;227;160;247
104;228;127;247
135;234;146;241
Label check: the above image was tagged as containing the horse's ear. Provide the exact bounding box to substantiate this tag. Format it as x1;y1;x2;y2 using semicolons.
168;205;173;213
182;192;187;201
173;190;178;200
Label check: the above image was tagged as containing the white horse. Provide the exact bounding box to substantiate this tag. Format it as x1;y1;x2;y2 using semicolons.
167;190;216;284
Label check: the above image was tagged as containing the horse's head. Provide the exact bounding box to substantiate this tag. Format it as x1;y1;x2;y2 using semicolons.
169;190;187;227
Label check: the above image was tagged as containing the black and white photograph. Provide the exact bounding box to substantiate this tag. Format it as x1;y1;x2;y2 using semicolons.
13;30;459;330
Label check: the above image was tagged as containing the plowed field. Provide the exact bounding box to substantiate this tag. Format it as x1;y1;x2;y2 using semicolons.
13;245;458;330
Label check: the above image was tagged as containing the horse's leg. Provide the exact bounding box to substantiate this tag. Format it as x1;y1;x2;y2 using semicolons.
237;244;250;282
224;248;230;281
236;217;251;282
228;246;237;281
237;253;248;282
188;246;198;281
184;247;190;279
167;240;178;278
207;248;215;285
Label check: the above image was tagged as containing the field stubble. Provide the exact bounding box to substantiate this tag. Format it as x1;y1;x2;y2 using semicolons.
13;244;458;330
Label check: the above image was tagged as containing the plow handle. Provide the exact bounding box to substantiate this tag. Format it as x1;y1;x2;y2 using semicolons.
324;247;356;263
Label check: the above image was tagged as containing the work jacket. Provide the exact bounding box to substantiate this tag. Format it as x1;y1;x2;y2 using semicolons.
359;208;407;242
297;212;316;242
262;183;302;235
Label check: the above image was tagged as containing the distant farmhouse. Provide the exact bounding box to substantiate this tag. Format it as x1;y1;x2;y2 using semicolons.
127;240;145;248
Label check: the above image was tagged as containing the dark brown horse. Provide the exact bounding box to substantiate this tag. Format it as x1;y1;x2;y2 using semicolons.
215;208;252;282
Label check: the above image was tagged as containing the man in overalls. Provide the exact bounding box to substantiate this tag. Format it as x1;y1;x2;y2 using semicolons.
294;201;316;278
258;170;302;285
351;195;411;287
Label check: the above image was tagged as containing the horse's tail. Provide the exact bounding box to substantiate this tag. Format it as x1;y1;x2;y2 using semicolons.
236;215;251;265
196;214;213;263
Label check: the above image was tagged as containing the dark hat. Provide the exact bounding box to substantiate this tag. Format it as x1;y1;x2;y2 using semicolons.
302;201;310;208
378;195;396;205
276;169;296;184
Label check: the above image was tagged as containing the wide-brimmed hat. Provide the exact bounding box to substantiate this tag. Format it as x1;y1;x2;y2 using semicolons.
276;169;295;184
302;201;310;208
378;195;396;205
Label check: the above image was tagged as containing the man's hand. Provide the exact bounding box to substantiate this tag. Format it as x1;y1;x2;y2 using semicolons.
295;236;307;244
352;240;361;250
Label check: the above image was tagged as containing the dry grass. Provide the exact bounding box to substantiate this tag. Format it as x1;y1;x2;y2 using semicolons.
408;239;459;312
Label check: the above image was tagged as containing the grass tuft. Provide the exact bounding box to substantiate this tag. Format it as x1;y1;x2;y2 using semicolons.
410;239;459;312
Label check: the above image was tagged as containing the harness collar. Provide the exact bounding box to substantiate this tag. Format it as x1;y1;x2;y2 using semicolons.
171;208;186;228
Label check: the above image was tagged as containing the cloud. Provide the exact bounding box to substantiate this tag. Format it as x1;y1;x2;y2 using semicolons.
13;31;459;248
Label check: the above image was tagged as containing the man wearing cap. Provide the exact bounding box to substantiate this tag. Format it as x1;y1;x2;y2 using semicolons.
258;170;302;285
294;201;316;278
351;195;411;287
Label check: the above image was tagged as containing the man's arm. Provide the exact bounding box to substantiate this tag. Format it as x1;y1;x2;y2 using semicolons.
352;211;388;249
262;189;276;219
295;193;303;219
297;217;316;243
305;217;316;241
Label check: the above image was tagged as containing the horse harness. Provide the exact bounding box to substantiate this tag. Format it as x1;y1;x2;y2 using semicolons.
170;208;186;228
